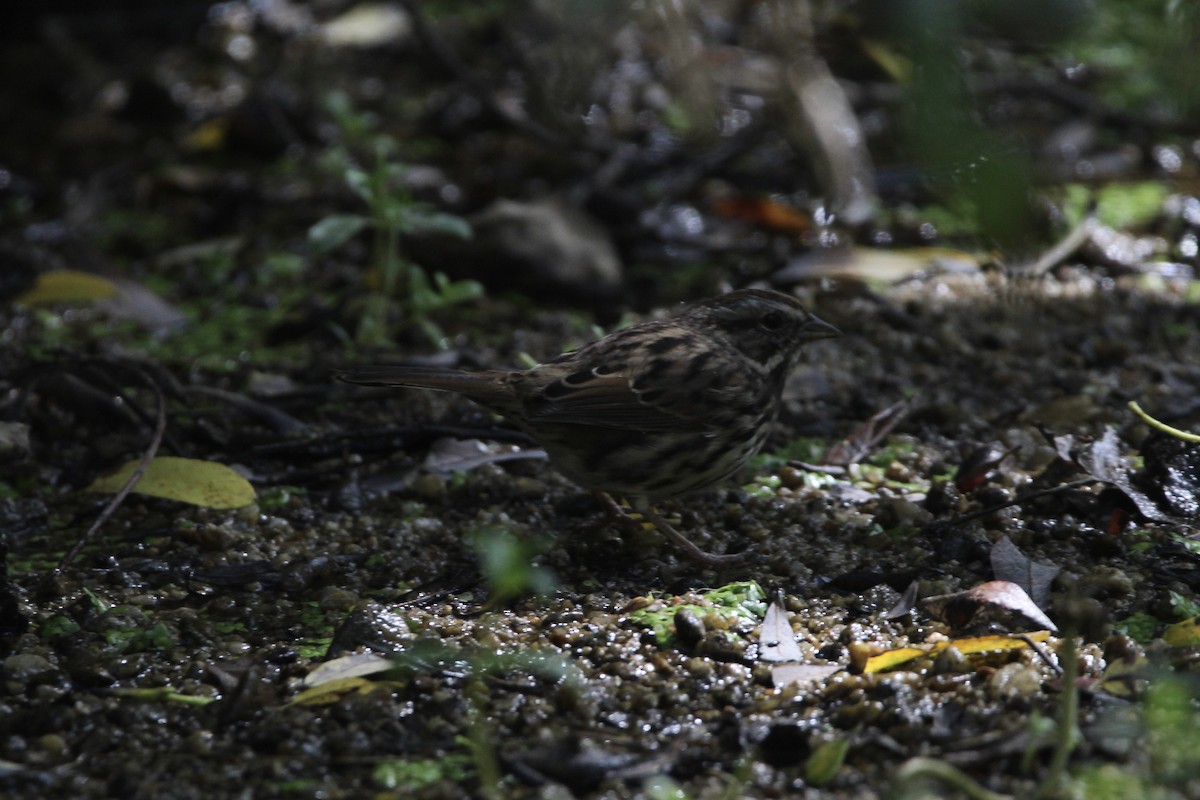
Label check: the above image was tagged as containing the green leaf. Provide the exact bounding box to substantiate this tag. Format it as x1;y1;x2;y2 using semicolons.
432;273;484;305
1062;181;1172;229
404;209;472;239
308;214;369;254
805;737;850;787
1170;590;1200;619
344;168;372;203
469;526;556;602
40;615;82;638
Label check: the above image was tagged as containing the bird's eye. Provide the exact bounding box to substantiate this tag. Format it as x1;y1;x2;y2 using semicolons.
761;311;785;330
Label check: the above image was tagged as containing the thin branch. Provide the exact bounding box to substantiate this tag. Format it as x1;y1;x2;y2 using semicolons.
39;365;167;594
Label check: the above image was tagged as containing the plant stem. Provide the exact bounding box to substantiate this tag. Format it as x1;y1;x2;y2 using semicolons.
1038;632;1078;798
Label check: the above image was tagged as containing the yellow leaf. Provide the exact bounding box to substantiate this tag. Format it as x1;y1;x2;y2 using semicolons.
289;677;377;706
16;271;118;305
289;676;405;706
88;456;255;509
855;631;1052;674
183;118;228;151
859;38;912;82
950;631;1051;655
855;644;928;673
1163;617;1200;647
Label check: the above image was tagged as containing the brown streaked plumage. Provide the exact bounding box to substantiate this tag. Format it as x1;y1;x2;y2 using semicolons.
339;288;840;564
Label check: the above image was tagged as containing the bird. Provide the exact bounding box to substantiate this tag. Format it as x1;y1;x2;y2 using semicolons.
338;288;840;564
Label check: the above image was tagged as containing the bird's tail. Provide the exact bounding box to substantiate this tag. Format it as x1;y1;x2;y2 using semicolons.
336;366;510;402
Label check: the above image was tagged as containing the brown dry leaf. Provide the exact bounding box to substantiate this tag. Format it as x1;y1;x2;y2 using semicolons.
712;195;812;235
990;537;1060;611
1053;426;1168;521
88;456;256;509
921;580;1058;633
954;443;1015;493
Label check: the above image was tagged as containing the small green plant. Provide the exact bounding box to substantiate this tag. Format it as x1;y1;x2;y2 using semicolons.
468;525;556;605
1169;590;1200;618
627;580;766;646
310;92;481;347
373;754;472;792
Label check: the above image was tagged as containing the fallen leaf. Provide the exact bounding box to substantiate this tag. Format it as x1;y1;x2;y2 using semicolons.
758;598;842;688
882;581;921;620
922;580;1057;633
774;246;979;285
302;653;396;688
805;737;851;787
319;2;412;48
712;195;812;235
1162;616;1200;647
758;600;803;662
89;456;256;509
771;663;841;688
990;537;1060;611
1054;427;1168;522
955;443;1016;493
423;437;545;475
852;631;1052;674
289;676;397;706
15;270;117;305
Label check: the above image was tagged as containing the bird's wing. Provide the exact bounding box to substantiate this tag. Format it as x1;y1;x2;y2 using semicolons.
521;331;746;431
522;371;695;430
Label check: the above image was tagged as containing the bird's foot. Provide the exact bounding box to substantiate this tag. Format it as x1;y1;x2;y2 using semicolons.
593;491;747;566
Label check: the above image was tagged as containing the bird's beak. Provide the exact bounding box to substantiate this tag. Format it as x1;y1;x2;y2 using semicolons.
801;314;841;341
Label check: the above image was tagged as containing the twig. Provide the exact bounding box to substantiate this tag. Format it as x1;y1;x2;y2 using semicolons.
1018;633;1063;676
186;385;308;435
939;479;1093;529
39;365;167;594
1012;211;1098;277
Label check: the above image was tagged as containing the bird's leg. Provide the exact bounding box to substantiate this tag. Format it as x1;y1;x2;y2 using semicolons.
593;491;746;565
639;505;747;566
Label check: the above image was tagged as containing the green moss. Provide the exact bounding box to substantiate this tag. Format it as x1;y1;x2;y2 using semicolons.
1112;611;1159;644
374;754;472;792
628;580;766;646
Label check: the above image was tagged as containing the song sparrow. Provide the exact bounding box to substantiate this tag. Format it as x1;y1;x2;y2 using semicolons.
339;289;839;564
